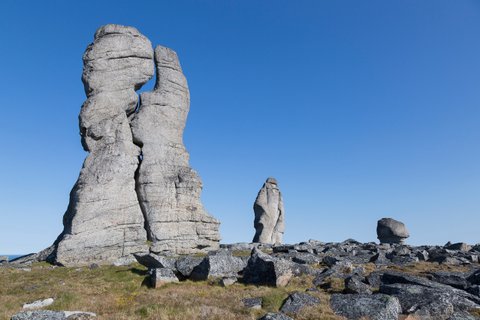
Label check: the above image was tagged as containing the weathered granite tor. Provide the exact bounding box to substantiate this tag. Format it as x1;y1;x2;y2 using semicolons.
131;46;220;254
377;217;409;244
51;24;220;266
253;177;285;244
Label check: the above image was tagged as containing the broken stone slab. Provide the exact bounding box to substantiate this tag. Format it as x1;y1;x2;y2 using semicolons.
377;218;409;244
279;292;320;315
445;242;472;252
344;275;372;294
379;283;476;320
22;298;54;310
329;294;402;320
253;177;285;244
243;248;293;287
133;253;176;270
380;271;480;305
11;311;96;320
220;277;237;287
149;268;179;288
258;313;293;320
190;250;246;280
428;271;471;290
175;256;204;278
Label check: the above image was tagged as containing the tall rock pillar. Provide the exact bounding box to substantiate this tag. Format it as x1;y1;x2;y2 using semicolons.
53;25;155;266
253;177;285;244
130;46;220;254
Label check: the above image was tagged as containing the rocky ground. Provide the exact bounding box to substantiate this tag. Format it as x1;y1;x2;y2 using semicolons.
2;240;480;320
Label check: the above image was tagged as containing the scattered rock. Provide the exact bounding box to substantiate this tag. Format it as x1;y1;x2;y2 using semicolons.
377;218;409;244
280;291;320;314
133;253;176;270
253;177;285;244
330;293;402;320
344;275;372;294
0;255;8;263
11;311;96;320
150;268;179;288
175;256;204;278
242;297;262;309
258;313;293;320
190;250;246;280
243;248;293;287
445;242;472;252
220;277;237;287
22;298;54;310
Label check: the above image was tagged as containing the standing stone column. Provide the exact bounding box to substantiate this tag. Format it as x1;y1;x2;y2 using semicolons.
253;177;285;244
53;25;155;266
131;46;220;254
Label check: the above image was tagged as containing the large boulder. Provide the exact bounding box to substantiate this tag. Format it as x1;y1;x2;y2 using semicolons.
330;294;401;320
130;45;220;255
190;250;246;280
243;248;293;287
376;218;409;244
279;292;320;314
52;24;154;266
252;177;285;244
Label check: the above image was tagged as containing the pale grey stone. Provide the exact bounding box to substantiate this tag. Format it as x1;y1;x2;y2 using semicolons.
377;218;409;244
258;313;293;320
150;268;179;288
53;24;154;266
130;45;220;255
243;248;293;287
133;253;176;269
330;294;402;320
220;277;238;287
253;177;285;244
190;250;246;280
22;298;54;310
280;292;320;314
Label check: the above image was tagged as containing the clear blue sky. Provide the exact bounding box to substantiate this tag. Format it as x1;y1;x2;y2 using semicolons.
1;1;479;254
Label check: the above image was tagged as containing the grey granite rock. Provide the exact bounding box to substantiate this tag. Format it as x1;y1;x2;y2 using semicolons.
242;297;262;309
330;294;401;320
344;275;372;294
130;45;220;255
190;250;246;280
175;256;204;278
243;248;293;287
377;218;409;244
11;311;65;320
53;24;154;266
133;253;176;270
150;268;179;288
258;313;293;320
280;292;320;314
253;178;285;244
22;298;54;310
11;311;96;320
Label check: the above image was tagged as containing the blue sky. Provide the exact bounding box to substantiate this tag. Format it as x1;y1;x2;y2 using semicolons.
1;1;479;254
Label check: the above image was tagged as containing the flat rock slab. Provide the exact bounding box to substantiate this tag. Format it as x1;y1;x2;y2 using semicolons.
330;293;401;320
11;311;96;320
280;291;320;314
258;313;293;320
22;298;54;310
